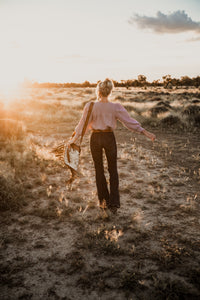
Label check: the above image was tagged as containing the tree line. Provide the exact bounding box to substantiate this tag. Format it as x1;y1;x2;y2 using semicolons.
27;75;200;89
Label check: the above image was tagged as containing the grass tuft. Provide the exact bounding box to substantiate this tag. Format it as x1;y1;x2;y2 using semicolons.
0;119;26;140
0;175;26;211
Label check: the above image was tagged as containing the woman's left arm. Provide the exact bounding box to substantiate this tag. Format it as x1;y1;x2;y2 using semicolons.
116;103;156;141
116;103;144;133
141;129;156;142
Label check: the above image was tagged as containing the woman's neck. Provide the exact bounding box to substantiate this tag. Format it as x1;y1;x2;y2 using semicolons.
99;96;109;103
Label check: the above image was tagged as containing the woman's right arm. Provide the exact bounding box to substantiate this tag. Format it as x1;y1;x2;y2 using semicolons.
68;102;90;145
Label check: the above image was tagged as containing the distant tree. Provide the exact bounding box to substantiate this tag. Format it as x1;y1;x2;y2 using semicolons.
170;77;180;86
119;80;126;87
180;76;192;86
162;75;172;86
138;75;147;84
126;79;134;87
192;76;200;87
152;79;161;87
82;80;91;87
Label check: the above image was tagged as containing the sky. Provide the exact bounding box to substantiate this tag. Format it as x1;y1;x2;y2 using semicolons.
0;0;200;86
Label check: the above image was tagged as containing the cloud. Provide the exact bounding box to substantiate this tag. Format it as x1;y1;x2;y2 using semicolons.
129;10;200;34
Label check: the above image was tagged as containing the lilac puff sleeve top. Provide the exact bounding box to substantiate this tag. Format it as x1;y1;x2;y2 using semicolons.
73;101;144;140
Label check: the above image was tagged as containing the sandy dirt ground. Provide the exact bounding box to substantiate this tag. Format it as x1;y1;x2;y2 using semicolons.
0;87;200;299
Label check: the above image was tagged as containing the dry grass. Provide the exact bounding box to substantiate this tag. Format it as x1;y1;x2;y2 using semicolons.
0;175;26;211
0;119;26;140
0;86;199;299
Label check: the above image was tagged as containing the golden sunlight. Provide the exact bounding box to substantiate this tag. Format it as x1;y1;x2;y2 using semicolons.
0;41;32;106
0;75;24;108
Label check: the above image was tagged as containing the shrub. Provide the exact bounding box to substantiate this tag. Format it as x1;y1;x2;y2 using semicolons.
193;114;200;127
150;101;172;117
0;176;26;211
182;105;200;127
115;95;126;101
150;105;169;117
182;105;200;116
160;115;183;128
120;271;142;291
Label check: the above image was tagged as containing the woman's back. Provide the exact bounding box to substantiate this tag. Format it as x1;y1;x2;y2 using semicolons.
90;101;117;131
88;101;144;133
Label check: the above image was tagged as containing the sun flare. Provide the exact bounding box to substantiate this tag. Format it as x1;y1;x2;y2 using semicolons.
0;76;24;108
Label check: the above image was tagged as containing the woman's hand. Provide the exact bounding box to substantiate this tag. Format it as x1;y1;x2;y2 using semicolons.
67;131;77;146
68;139;74;146
142;129;156;142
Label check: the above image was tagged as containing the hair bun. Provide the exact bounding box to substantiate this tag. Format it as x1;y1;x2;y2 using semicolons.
97;79;114;98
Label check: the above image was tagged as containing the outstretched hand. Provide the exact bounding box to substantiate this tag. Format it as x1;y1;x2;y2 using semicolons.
148;132;156;142
142;129;156;142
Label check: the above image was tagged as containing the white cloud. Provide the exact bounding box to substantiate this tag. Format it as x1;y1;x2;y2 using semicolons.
129;10;200;34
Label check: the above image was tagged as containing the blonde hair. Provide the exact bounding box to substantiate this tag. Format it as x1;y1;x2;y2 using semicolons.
96;78;114;99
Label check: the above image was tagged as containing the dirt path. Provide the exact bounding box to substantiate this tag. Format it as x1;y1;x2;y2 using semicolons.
1;125;200;299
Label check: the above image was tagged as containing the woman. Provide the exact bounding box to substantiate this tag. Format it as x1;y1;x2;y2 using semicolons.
68;79;155;214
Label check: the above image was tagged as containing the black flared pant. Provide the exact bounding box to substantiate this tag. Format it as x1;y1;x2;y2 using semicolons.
90;132;120;208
